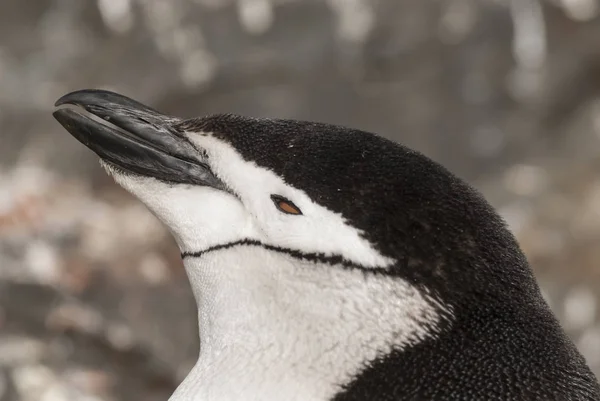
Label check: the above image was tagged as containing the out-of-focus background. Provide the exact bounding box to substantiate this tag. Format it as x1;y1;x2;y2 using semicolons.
0;0;599;399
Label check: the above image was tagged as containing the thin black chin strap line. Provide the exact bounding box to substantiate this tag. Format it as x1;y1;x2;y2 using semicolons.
181;238;389;272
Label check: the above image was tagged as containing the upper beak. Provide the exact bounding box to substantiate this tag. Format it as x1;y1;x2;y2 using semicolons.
52;89;225;189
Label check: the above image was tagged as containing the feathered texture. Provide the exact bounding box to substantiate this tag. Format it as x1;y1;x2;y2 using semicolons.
177;114;600;400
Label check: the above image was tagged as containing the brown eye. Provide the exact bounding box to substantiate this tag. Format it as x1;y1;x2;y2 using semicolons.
271;195;302;215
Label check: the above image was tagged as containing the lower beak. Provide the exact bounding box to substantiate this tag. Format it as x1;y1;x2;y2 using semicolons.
52;89;224;189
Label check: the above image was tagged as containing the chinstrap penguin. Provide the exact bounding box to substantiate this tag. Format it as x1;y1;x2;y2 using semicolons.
53;89;600;401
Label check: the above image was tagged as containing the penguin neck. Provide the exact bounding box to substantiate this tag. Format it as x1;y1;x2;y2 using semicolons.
169;245;444;401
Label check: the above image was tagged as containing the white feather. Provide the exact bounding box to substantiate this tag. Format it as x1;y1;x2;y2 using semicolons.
171;248;442;401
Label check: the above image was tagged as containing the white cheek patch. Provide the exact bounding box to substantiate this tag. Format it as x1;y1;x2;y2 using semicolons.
184;133;395;269
102;162;258;253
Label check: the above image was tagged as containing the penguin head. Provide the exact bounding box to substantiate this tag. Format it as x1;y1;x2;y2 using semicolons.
52;89;536;306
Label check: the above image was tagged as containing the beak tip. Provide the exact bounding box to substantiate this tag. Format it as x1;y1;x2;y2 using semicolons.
54;88;100;108
52;109;66;124
54;94;66;107
52;109;81;135
54;95;69;107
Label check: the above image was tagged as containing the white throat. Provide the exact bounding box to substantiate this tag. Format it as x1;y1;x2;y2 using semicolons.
168;246;443;401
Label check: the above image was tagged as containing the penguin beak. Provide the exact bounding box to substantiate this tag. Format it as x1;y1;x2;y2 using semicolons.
52;89;225;189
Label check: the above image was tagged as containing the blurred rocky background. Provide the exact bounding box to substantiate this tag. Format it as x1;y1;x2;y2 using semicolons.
0;0;600;399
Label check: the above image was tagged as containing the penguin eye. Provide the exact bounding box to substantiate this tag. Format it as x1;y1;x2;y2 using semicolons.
271;195;302;215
